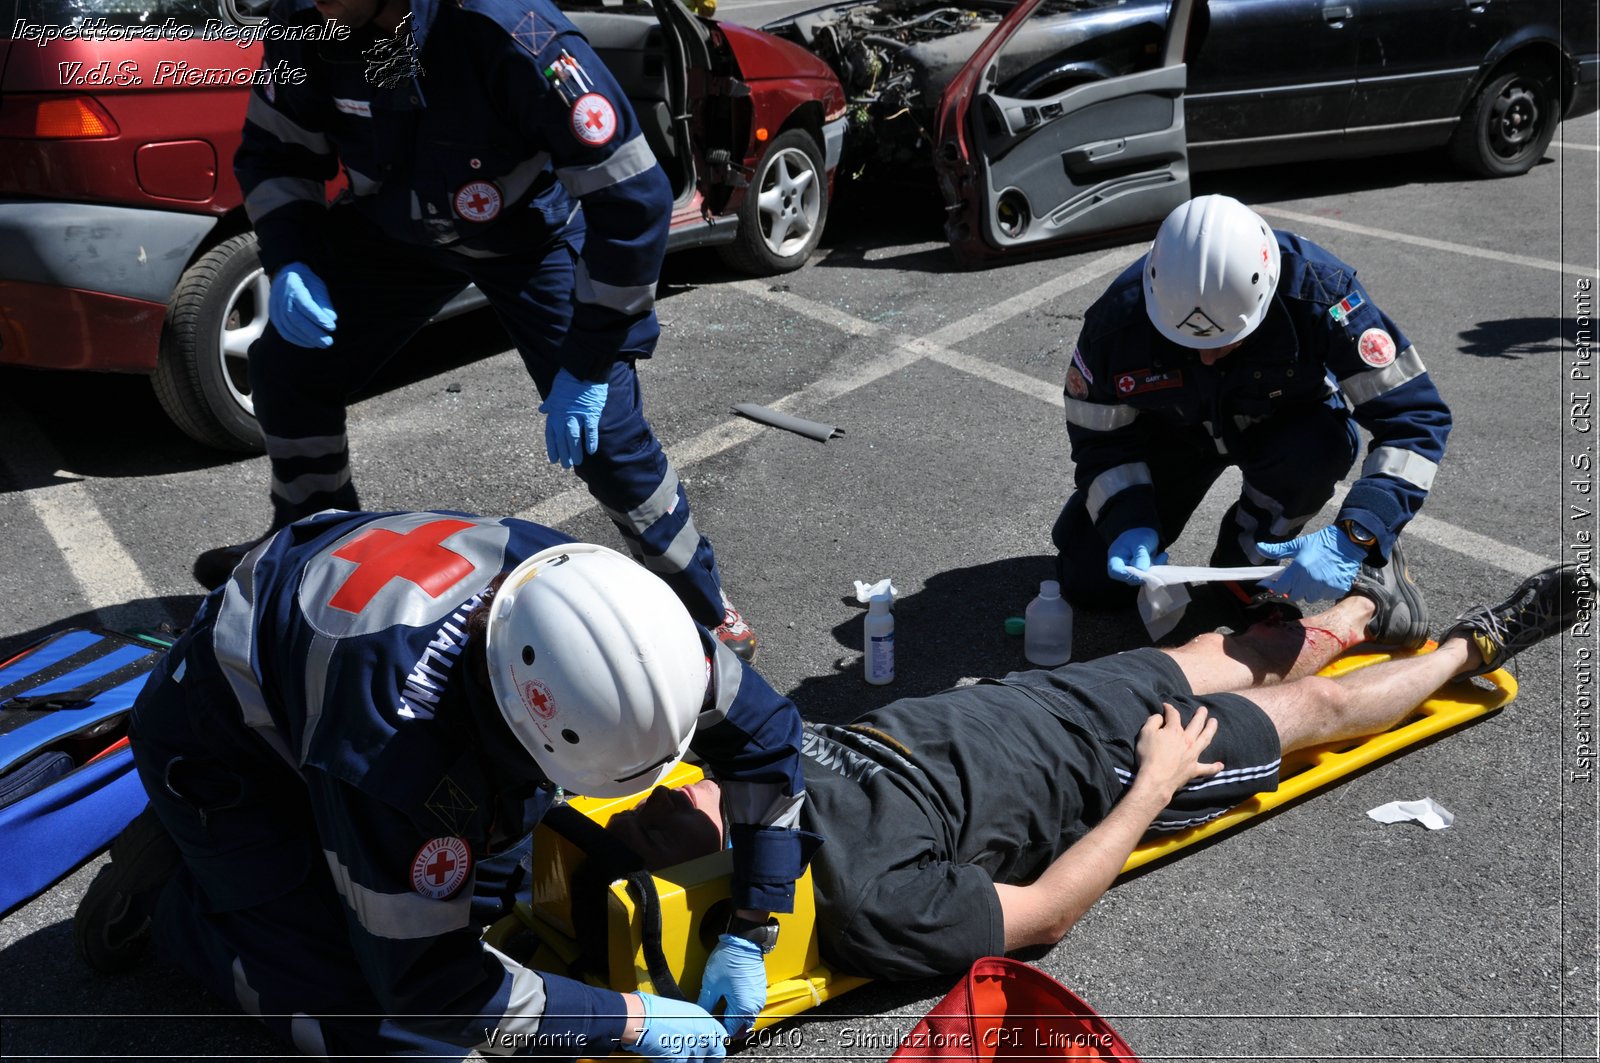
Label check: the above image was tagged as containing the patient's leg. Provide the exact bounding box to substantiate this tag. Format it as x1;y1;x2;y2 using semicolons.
1162;595;1377;695
1242;636;1474;753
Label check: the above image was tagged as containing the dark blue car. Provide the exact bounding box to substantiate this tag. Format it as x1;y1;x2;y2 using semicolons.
768;0;1598;260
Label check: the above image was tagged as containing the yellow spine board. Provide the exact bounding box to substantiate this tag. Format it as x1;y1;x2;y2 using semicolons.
491;648;1516;1039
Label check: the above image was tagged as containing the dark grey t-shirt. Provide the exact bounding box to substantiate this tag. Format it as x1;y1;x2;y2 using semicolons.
801;649;1280;980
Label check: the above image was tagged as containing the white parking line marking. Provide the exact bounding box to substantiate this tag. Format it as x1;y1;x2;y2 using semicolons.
1552;140;1599;153
533;244;1551;581
518;255;1131;528
923;247;1144;347
25;479;162;618
523;242;1547;581
1258;207;1593;276
1315;486;1557;573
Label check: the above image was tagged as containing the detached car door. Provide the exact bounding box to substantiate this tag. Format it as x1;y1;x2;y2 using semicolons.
935;0;1195;265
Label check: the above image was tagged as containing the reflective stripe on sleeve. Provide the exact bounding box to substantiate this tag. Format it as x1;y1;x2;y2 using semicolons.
474;942;552;1048
1362;445;1439;490
722;783;804;831
322;849;473;940
699;640;744;727
245;93;332;155
499;151;554;203
1086;462;1153;522
346;166;381;196
556;136;655;197
244;176;326;223
1340;346;1426;407
1063;395;1138;431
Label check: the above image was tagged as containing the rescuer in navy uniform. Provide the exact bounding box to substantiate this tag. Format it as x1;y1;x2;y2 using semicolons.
1053;195;1451;642
196;0;759;662
79;511;818;1060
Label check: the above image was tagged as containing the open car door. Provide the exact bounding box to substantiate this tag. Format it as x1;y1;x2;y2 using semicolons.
934;0;1195;265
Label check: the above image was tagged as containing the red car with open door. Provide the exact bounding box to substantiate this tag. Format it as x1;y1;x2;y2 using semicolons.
0;0;845;451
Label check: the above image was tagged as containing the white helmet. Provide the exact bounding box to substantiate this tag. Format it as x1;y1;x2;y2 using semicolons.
1143;194;1280;350
484;543;707;798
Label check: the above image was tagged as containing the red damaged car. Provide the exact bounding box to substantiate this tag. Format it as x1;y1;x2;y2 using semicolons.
0;0;846;451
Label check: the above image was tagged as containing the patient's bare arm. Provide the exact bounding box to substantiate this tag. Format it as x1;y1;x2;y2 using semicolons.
993;704;1222;950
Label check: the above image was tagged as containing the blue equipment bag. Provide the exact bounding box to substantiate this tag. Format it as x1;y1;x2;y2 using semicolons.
0;628;169;914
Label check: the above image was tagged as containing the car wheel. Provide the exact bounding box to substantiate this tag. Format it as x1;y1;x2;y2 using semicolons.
152;233;268;453
1448;66;1558;178
718;128;828;276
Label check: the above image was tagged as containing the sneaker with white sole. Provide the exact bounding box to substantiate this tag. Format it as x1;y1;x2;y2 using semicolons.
1444;563;1591;678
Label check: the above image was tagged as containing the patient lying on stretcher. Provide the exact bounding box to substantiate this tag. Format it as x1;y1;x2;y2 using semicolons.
607;565;1580;980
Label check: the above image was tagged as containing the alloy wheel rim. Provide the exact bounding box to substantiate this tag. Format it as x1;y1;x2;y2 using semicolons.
219;267;269;416
756;146;821;259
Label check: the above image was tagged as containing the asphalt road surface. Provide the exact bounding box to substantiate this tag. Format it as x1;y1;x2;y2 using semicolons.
0;105;1595;1061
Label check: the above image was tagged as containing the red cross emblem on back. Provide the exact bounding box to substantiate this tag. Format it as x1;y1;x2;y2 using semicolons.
327;519;477;613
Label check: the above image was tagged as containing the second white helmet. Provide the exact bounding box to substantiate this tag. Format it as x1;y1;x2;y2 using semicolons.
484;543;708;798
1143;195;1280;350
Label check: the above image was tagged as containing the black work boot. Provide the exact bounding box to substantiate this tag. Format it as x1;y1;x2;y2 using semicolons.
192;534;268;591
74;806;181;974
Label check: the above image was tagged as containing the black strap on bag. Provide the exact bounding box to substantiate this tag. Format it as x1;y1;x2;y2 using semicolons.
540;803;687;1001
0;633;127;703
0;632;165;739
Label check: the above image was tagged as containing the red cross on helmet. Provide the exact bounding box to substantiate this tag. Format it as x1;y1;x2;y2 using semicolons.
1143;194;1281;350
484;543;706;798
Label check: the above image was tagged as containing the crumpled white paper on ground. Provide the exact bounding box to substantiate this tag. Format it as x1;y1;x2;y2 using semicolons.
1130;564;1284;640
852;578;898;605
1366;797;1455;830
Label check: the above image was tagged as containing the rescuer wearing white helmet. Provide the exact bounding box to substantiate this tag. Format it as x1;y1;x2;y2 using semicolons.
1051;194;1452;641
485;543;708;799
75;510;817;1062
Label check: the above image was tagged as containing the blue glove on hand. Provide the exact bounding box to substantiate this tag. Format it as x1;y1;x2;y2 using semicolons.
695;934;767;1037
1257;524;1369;601
539;369;610;468
633;993;727;1062
1107;527;1167;585
268;262;336;349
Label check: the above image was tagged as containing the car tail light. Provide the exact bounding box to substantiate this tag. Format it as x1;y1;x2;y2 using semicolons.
0;95;119;139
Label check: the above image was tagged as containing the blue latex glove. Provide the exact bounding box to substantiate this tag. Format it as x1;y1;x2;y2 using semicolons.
695;934;767;1037
633;992;727;1061
1107;526;1167;585
268;262;336;348
1257;524;1369;601
539;369;610;468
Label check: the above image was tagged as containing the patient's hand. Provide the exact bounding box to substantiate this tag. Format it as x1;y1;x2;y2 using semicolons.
1133;702;1223;801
